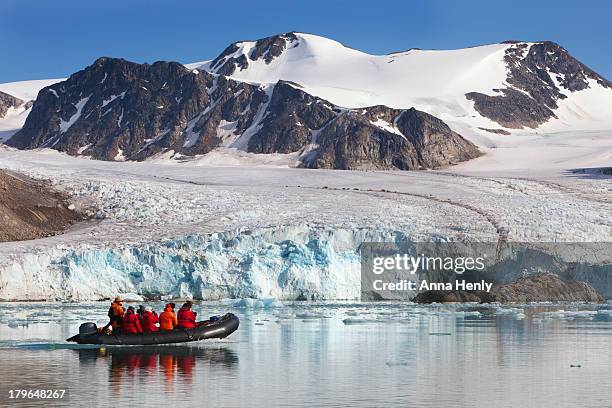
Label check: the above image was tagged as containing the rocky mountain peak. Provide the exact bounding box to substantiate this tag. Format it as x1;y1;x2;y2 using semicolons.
8;55;480;170
8;57;220;159
467;40;611;129
306;106;481;170
208;32;299;76
0;90;23;118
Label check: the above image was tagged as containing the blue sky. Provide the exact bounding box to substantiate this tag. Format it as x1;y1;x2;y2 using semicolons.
1;0;611;83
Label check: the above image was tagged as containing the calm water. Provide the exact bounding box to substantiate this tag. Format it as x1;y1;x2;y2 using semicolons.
0;301;611;408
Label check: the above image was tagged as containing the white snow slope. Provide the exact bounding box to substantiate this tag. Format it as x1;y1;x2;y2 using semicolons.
189;33;612;136
0;79;64;141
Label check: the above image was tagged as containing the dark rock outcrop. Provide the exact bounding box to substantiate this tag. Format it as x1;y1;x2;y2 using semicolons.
467;41;611;129
308;106;481;170
414;273;604;303
487;273;604;303
8;57;268;160
249;85;480;170
0;90;23;118
208;32;298;76
248;81;339;154
477;127;511;135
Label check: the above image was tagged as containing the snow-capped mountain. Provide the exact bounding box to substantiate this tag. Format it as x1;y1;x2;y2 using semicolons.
192;33;612;132
0;79;65;142
0;90;22;119
2;32;611;168
6;57;480;169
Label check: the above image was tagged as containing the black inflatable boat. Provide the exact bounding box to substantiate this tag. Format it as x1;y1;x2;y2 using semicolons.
67;313;239;345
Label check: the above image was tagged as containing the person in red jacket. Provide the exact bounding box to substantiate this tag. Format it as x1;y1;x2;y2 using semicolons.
122;306;142;334
141;306;159;333
177;301;197;329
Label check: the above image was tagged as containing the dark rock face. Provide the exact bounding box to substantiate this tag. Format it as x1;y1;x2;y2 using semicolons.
208;32;298;76
249;86;480;170
248;81;339;154
487;273;604;303
467;42;611;129
414;273;604;303
8;57;479;169
467;88;557;129
0;90;23;118
308;107;481;170
477;127;511;135
9;58;268;160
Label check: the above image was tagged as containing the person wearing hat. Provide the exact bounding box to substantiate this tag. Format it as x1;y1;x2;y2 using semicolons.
122;306;143;334
102;296;125;333
177;301;197;329
140;306;159;333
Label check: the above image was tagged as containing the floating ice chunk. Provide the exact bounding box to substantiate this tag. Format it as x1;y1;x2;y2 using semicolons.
233;298;263;308
537;310;599;319
295;311;325;319
459;310;482;317
495;307;525;317
118;292;144;302
233;298;282;308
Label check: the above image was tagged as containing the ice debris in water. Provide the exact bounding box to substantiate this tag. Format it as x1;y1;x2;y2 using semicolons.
233;298;283;308
535;309;612;320
495;307;526;319
342;318;406;324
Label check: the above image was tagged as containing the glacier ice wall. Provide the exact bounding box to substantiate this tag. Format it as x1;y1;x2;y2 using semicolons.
1;225;610;301
0;226;409;301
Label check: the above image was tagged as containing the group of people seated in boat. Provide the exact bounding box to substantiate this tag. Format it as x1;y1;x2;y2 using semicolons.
104;296;198;334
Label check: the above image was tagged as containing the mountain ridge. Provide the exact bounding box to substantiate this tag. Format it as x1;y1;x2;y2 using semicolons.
195;33;612;131
7;57;480;169
2;32;611;169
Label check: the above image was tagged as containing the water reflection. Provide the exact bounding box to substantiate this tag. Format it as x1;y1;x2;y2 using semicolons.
75;346;238;395
1;302;610;407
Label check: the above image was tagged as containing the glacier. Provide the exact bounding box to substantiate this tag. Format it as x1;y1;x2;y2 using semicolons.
0;148;610;302
1;224;611;301
0;225;410;301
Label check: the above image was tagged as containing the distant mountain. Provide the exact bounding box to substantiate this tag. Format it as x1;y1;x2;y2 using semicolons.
0;90;22;119
7;57;479;169
192;33;612;131
0;79;65;142
4;32;611;168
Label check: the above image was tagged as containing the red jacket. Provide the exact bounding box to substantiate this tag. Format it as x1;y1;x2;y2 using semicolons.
141;311;159;333
177;307;197;329
122;310;142;334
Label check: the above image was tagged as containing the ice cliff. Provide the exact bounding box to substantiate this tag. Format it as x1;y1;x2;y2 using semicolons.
1;225;610;301
0;226;408;301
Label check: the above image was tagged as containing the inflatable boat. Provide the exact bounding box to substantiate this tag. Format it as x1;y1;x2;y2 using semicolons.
67;313;239;345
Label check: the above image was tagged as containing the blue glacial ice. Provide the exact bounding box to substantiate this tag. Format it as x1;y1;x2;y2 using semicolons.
0;226;408;301
1;225;611;301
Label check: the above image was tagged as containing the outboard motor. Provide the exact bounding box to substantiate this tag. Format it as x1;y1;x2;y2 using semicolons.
78;322;98;339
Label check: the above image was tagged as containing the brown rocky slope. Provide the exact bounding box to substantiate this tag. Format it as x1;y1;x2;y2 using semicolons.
0;170;83;242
